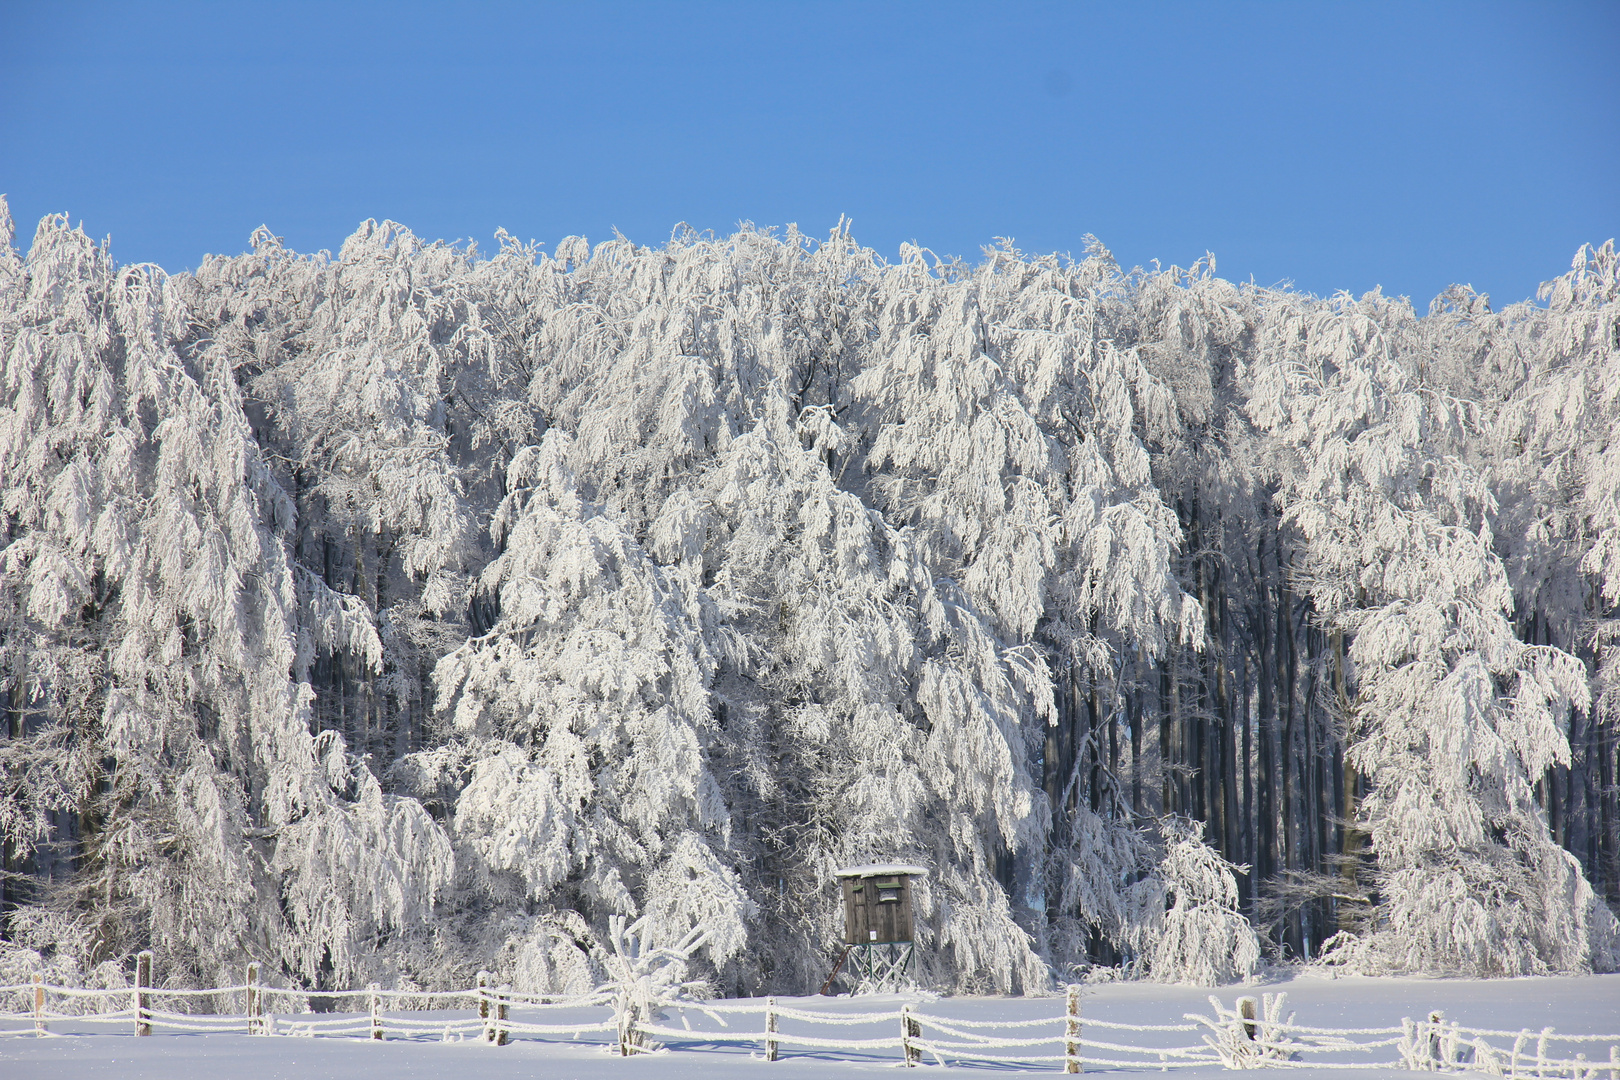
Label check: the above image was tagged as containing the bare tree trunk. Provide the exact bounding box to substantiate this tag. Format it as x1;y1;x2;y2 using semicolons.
1241;653;1254;911
1130;684;1143;816
1280;582;1301;958
1334;628;1364;932
1602;713;1618;902
1257;540;1277;896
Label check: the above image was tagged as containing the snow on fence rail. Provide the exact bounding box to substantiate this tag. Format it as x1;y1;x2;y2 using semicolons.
3;968;1618;1077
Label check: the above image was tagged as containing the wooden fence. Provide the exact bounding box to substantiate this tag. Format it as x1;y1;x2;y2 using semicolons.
4;960;1618;1076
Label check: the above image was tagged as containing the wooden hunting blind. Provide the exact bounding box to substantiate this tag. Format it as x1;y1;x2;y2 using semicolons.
832;864;926;993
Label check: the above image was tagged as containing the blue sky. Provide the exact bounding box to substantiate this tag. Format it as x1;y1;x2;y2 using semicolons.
1;1;1616;305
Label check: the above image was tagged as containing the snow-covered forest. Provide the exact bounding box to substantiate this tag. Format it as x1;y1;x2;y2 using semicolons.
1;196;1617;996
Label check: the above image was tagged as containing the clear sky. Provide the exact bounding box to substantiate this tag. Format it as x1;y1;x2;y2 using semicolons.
1;1;1616;306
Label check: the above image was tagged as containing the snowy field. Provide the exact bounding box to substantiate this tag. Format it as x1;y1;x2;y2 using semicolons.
4;973;1618;1079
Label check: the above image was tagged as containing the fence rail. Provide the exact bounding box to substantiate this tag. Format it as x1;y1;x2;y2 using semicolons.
4;974;1617;1076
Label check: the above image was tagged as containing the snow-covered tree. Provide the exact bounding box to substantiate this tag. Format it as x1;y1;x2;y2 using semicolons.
417;430;752;991
1251;286;1616;974
181;220;494;762
661;395;1054;993
0;206;453;989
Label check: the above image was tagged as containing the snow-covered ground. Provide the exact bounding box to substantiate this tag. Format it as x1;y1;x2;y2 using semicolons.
4;973;1617;1079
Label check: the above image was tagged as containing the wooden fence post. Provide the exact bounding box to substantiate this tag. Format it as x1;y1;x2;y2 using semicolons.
477;971;492;1043
495;984;509;1046
246;962;261;1035
134;950;152;1036
1238;996;1258;1042
369;983;383;1040
1427;1010;1444;1069
901;1003;920;1067
33;972;45;1035
618;997;637;1057
766;996;778;1062
1065;984;1081;1073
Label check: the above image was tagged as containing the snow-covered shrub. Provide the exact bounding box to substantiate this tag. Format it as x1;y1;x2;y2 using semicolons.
1194;992;1299;1067
597;914;713;1054
1130;818;1260;985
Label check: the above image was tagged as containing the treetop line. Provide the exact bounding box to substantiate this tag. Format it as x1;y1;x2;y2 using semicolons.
1;198;1616;996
